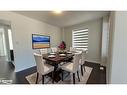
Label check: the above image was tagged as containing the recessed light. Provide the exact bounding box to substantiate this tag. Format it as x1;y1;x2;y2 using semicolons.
53;10;62;14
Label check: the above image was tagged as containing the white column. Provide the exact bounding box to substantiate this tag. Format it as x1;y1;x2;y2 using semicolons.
101;16;109;66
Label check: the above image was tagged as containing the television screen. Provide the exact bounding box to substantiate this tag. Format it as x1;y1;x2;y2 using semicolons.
32;34;50;49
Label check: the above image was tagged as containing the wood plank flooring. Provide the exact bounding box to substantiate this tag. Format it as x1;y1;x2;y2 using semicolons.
0;56;106;84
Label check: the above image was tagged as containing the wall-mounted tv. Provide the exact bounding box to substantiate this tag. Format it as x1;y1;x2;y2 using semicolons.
32;34;50;49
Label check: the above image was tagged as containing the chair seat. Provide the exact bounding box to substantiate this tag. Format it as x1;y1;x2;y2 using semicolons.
42;64;54;75
79;59;86;65
60;62;75;73
76;50;82;54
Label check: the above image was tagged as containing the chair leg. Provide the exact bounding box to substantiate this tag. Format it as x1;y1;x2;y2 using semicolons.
52;72;54;84
36;72;39;84
42;75;44;84
81;65;83;76
61;70;63;81
73;73;75;84
83;65;86;72
77;71;80;82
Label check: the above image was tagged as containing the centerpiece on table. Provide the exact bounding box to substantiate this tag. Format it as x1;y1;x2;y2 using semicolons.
58;41;66;54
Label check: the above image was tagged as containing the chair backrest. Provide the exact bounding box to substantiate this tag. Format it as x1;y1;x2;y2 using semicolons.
51;47;57;53
81;50;86;65
76;49;82;54
72;53;81;73
40;48;48;54
34;53;45;74
70;47;76;52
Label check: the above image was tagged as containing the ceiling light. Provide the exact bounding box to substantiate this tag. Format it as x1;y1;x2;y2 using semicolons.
53;10;62;14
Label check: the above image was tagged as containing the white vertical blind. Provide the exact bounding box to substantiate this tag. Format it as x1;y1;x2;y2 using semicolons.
72;28;88;50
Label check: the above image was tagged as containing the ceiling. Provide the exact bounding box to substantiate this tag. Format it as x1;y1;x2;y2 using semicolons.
14;11;109;27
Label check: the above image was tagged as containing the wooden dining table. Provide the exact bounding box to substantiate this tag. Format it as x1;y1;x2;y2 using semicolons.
43;53;74;82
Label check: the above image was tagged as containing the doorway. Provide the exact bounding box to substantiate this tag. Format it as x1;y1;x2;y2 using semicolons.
0;25;14;63
0;28;7;60
8;29;14;61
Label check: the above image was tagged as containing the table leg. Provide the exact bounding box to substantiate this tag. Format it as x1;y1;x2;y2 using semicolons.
53;63;61;82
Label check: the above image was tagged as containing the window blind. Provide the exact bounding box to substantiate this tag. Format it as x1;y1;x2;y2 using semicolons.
72;28;88;50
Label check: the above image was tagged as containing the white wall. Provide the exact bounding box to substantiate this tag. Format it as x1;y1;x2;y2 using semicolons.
0;12;62;72
62;18;102;63
109;11;127;83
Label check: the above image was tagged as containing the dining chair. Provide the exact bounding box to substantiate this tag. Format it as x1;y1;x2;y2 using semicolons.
39;48;48;54
70;47;76;52
34;53;54;84
75;49;82;54
51;47;57;53
60;53;81;84
79;50;86;76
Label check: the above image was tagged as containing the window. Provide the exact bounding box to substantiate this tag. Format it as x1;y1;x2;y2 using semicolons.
72;28;88;50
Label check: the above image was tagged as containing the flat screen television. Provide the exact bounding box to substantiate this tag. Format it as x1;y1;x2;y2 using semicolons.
32;34;50;49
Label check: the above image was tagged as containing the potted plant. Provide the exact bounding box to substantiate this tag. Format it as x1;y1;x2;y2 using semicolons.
58;41;66;53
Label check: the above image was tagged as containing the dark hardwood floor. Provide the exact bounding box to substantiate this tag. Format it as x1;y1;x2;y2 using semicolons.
0;56;15;84
0;56;106;84
85;62;106;84
15;66;36;84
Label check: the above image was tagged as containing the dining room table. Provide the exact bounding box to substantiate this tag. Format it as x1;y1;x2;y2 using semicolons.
43;52;74;82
